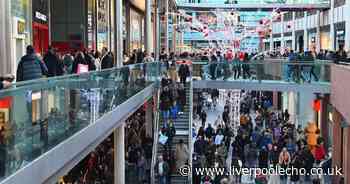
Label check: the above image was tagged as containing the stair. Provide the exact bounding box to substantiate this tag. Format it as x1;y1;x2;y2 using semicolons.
155;83;191;184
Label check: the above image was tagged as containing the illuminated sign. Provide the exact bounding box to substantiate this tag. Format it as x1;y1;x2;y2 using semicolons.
35;11;47;22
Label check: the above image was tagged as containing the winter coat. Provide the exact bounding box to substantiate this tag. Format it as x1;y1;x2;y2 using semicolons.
43;52;64;77
194;139;207;155
101;53;114;69
17;54;47;82
178;64;190;78
175;144;189;169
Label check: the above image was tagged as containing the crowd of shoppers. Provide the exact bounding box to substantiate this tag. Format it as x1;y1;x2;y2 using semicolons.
192;90;332;184
155;61;190;184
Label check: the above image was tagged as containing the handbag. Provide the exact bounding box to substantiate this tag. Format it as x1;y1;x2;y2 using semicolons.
159;133;168;145
77;64;89;74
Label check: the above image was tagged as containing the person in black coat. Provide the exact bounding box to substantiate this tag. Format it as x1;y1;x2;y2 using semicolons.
194;136;207;156
200;110;207;127
43;46;64;77
17;45;48;82
205;124;214;140
100;48;114;69
258;146;269;169
178;61;190;85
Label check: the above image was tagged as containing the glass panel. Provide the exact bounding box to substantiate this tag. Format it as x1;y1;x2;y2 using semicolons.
0;62;159;180
192;60;331;83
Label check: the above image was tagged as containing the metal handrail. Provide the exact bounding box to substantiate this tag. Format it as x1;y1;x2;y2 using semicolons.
150;89;161;184
188;77;193;184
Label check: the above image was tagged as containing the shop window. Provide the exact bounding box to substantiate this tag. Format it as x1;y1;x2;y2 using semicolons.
307;10;317;16
295;12;304;19
283;12;293;21
334;0;345;8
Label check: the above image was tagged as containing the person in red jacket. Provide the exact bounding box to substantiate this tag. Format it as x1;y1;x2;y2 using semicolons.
314;141;326;164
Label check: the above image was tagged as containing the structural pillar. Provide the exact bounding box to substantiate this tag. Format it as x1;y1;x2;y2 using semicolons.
164;0;169;53
332;110;342;184
269;28;274;52
298;92;316;127
145;0;152;53
344;0;350;51
155;0;160;60
330;0;335;50
115;0;124;67
316;10;321;53
303;12;308;52
292;12;296;51
281;13;285;51
145;100;154;137
172;14;177;53
288;92;297;126
114;125;125;184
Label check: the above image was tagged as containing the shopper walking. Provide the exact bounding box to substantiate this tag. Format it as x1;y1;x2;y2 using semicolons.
175;139;189;170
17;45;48;82
178;61;190;85
43;46;64;77
100;47;114;70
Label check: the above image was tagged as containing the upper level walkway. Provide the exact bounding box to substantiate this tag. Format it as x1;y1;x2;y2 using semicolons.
192;59;331;93
0;62;159;184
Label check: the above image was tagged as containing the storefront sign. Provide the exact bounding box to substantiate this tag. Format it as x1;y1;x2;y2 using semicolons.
97;0;109;51
337;30;344;35
35;11;47;22
32;0;48;24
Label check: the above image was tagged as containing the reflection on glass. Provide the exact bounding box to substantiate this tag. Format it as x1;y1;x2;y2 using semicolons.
0;62;159;180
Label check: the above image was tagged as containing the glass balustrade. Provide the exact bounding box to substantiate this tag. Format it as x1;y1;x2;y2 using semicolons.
0;62;160;180
192;60;331;84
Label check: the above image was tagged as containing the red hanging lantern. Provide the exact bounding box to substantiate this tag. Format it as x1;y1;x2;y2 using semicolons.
313;99;321;112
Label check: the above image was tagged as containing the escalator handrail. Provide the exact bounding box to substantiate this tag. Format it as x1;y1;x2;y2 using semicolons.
150;89;161;184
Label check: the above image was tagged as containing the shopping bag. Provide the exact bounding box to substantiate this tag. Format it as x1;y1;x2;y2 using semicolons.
77;64;89;74
159;133;168;145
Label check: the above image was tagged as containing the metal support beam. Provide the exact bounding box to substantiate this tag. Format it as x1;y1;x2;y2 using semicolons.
145;0;152;53
115;0;123;67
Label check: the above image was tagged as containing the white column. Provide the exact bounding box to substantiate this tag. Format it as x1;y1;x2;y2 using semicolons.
288;92;297;126
114;125;125;184
281;13;285;50
316;10;321;53
145;0;152;53
303;12;308;52
329;0;335;50
292;12;296;51
164;0;169;53
344;0;350;51
172;15;177;53
298;92;316;128
115;0;123;67
270;28;274;52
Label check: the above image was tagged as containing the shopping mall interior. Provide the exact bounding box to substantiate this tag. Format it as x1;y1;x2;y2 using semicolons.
0;0;349;184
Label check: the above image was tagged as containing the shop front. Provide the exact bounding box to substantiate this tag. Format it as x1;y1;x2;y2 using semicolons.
308;30;317;52
320;26;331;50
129;8;144;52
96;0;111;52
11;0;32;71
335;22;345;50
32;0;49;55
